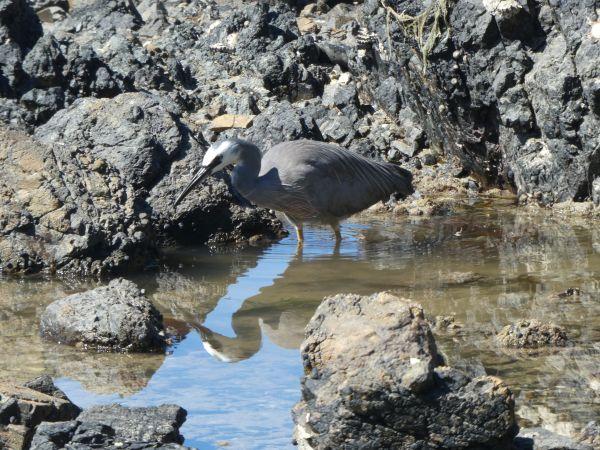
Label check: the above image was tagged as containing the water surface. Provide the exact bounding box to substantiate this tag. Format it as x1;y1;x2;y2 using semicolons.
1;199;599;448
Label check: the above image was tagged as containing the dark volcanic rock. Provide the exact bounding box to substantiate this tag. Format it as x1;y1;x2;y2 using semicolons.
77;404;186;445
0;0;42;97
0;377;80;449
30;403;190;449
40;278;166;351
0;91;283;276
2;0;597;274
357;0;600;205
293;292;517;449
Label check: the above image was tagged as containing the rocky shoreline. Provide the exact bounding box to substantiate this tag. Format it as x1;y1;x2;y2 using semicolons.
0;375;191;449
1;0;599;276
0;0;599;448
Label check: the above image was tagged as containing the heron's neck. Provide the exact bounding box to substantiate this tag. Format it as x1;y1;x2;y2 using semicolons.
232;143;261;195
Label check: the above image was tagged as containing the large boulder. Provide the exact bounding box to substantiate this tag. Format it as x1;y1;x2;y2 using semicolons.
293;292;517;449
40;278;165;351
0;91;283;276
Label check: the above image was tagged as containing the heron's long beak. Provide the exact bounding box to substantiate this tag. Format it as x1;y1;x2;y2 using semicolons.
174;159;219;207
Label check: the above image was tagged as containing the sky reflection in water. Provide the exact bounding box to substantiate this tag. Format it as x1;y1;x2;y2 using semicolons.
0;201;598;449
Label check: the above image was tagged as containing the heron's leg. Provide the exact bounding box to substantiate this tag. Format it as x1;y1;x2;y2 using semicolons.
295;224;304;244
332;223;342;242
284;214;304;245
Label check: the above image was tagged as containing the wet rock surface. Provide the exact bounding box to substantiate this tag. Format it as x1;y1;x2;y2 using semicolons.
293;292;518;449
40;278;166;351
496;319;569;348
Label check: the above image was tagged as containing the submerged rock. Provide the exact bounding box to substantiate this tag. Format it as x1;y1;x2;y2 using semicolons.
496;319;569;348
514;427;594;450
293;292;517;449
40;278;166;352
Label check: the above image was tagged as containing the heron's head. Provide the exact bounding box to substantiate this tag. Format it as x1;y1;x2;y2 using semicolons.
174;140;243;207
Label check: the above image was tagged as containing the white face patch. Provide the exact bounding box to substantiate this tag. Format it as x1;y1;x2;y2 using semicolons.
202;140;239;173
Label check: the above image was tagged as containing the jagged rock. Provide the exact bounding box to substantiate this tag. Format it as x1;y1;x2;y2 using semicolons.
0;378;80;449
242;100;322;150
321;81;357;108
0;0;43;97
496;319;569;348
40;278;166;351
357;0;600;205
30;403;191;449
293;292;517;449
0;91;283;276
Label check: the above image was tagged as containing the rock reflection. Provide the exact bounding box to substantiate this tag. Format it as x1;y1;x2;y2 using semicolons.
0;278;166;395
42;343;165;396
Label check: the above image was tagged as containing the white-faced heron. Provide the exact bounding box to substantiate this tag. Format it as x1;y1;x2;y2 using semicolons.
174;139;413;243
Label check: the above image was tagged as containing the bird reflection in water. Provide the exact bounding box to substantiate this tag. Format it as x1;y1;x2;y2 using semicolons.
192;229;405;363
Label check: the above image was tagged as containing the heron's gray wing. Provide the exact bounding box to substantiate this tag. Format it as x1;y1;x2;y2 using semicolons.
245;170;322;221
260;140;413;220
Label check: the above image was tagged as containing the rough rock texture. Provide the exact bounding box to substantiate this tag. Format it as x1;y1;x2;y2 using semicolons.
30;404;189;449
4;375;191;449
40;278;166;351
293;292;517;449
2;0;598;274
514;427;594;450
76;404;186;445
0;92;283;276
357;0;600;205
30;419;192;449
496;319;569;348
0;376;80;449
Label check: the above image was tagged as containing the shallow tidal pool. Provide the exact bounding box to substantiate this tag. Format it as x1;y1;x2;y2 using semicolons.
1;199;599;449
